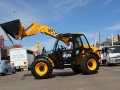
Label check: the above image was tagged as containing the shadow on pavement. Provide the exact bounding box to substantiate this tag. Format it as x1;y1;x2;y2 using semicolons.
22;69;78;79
23;73;33;77
22;70;99;79
51;71;77;77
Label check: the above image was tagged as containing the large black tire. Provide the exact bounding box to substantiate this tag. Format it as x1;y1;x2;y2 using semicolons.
72;65;82;73
31;59;53;79
80;54;99;74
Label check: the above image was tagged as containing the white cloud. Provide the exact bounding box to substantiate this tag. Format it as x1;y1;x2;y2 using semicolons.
104;24;120;31
54;0;93;9
0;0;94;24
78;0;94;6
52;0;94;20
103;0;112;5
54;0;77;11
112;9;120;15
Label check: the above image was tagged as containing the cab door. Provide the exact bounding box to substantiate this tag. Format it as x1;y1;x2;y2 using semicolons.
53;39;69;61
73;35;91;58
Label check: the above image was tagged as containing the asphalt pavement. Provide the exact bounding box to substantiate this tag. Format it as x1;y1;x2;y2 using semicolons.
0;65;120;90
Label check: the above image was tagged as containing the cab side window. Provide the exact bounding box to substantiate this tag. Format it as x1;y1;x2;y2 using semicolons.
75;36;82;48
80;35;89;49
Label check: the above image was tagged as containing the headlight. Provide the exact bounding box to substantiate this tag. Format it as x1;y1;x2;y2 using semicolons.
110;57;115;60
109;57;114;61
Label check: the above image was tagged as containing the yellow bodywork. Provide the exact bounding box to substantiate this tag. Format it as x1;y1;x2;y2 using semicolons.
45;57;54;67
18;22;70;44
75;44;100;66
18;22;60;40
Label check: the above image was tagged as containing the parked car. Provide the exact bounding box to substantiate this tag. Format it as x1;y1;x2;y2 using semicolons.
0;60;16;76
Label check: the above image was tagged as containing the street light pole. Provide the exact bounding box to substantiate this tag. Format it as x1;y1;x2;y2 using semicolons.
0;10;17;20
111;32;113;46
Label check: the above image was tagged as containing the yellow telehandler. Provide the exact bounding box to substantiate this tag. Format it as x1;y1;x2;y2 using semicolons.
0;19;101;79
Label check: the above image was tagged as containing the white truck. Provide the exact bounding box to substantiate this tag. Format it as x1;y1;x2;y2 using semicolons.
100;45;120;66
9;48;34;70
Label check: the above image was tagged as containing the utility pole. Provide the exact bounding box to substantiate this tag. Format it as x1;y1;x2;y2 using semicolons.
118;31;120;41
111;32;113;46
98;32;101;47
99;32;100;44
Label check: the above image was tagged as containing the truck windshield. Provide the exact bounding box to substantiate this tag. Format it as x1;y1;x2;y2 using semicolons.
108;46;120;53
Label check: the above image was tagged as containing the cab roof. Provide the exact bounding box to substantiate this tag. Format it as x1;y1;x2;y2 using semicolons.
58;33;83;36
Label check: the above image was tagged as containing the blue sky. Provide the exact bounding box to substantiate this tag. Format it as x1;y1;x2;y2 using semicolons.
0;0;120;51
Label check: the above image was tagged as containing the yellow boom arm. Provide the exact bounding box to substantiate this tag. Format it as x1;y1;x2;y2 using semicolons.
0;19;68;44
18;22;60;40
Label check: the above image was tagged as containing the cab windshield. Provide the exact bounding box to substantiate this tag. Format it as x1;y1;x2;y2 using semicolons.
108;46;120;53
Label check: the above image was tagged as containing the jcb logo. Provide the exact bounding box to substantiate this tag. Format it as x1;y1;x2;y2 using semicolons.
48;29;60;36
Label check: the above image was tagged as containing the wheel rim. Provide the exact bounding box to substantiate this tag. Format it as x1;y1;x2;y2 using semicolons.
35;62;48;75
87;59;97;70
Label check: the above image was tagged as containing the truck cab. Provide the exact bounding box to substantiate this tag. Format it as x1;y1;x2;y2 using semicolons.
100;45;120;66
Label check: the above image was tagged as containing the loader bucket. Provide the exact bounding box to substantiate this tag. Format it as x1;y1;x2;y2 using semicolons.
0;19;20;40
